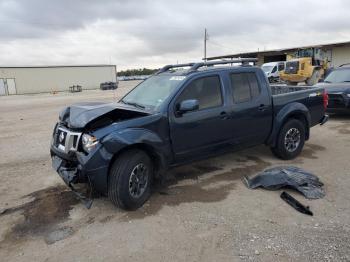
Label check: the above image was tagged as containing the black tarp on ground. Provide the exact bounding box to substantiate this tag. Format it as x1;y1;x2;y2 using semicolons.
243;166;325;199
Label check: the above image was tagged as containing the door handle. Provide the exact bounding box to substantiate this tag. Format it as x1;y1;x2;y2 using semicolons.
258;104;267;111
220;111;229;120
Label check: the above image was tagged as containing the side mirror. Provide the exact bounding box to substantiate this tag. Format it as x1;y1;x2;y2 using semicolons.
177;99;199;115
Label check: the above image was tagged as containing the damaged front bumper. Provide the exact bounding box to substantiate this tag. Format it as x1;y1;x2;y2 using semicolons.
50;136;113;208
51;155;93;208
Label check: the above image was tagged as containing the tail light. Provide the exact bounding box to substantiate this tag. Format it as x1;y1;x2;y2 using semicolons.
323;91;328;110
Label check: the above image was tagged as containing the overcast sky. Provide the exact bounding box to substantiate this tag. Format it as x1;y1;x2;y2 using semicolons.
0;0;350;70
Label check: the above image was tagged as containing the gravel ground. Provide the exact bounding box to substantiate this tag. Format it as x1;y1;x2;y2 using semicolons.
0;82;349;262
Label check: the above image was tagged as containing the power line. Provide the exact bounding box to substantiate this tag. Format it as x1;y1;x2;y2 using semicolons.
207;40;233;52
208;39;231;49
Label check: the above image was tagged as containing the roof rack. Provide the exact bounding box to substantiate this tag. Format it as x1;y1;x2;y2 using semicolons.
156;58;258;74
156;63;196;74
189;58;258;71
339;63;350;67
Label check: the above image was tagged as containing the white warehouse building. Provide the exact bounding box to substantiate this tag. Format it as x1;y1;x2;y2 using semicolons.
0;65;116;95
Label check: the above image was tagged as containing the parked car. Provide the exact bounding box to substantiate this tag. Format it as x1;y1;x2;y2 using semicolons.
316;64;350;112
261;61;285;83
117;76;126;81
100;82;118;90
69;85;82;93
50;59;329;210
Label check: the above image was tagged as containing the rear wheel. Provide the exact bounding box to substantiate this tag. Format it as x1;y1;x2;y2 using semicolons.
271;119;305;160
108;149;153;210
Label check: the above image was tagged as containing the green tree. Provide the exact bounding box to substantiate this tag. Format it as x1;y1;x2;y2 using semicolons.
118;68;159;76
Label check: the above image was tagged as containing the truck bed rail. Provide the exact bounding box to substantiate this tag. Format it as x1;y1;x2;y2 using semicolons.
270;85;313;95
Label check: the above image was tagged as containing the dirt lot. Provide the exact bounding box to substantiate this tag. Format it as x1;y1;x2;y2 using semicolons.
0;82;349;262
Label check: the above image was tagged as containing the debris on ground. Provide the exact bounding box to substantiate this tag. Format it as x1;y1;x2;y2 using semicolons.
280;191;313;216
243;166;325;199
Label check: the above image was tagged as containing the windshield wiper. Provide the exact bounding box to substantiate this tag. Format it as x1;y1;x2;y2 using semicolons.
120;100;145;109
342;81;350;83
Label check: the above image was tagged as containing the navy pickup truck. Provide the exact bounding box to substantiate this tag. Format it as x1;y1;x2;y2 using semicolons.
50;59;329;210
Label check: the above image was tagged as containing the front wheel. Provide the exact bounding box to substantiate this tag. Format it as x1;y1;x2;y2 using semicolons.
306;70;321;86
108;149;153;210
271;119;306;160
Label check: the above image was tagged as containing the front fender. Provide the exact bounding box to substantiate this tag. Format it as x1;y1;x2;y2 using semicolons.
101;128;163;151
101;128;172;169
267;102;311;147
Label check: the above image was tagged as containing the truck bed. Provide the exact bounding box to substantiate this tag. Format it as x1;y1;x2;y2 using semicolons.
270;85;325;127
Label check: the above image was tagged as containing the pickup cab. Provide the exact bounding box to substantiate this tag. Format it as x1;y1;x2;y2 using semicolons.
50;59;329;210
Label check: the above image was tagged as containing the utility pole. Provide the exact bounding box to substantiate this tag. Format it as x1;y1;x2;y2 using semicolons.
204;28;209;61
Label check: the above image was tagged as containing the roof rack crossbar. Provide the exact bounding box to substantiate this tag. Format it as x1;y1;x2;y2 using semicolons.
156;63;196;74
190;58;258;71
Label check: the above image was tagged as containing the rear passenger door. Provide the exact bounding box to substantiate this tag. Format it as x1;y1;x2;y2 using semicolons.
228;71;272;145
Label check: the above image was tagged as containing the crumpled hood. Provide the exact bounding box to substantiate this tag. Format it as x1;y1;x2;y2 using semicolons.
316;82;350;94
59;102;147;129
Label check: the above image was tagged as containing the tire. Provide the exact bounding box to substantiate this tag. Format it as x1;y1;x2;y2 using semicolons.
108;149;153;210
286;81;298;86
306;70;320;86
271;119;305;160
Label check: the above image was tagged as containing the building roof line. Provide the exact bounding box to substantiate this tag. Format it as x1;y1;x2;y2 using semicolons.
207;40;350;60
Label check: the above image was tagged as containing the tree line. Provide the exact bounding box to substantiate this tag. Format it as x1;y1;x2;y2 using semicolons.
118;68;159;76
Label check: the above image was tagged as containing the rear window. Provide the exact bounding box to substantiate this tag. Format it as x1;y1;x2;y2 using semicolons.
230;73;260;103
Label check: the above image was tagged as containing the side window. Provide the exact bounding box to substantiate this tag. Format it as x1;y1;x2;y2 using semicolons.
230;72;260;103
278;63;285;71
246;73;260;98
230;74;250;103
176;76;222;110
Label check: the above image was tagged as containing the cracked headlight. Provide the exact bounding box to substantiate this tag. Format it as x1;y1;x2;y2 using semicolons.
81;134;98;153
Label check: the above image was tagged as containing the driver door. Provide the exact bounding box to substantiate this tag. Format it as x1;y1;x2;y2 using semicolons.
169;74;231;162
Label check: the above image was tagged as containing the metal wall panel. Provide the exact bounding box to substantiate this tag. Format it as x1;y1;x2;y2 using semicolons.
0;79;6;95
6;78;16;95
0;65;116;94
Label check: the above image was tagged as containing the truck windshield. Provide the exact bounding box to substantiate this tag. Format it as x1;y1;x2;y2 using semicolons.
262;66;273;73
120;75;186;110
324;69;350;83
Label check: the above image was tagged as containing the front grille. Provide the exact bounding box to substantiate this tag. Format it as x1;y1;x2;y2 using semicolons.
285;61;299;74
328;94;345;108
53;126;82;154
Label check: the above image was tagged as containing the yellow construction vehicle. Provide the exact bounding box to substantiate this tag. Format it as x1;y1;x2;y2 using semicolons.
280;48;328;86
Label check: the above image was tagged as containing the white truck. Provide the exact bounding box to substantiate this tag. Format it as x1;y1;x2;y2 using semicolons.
261;61;285;83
